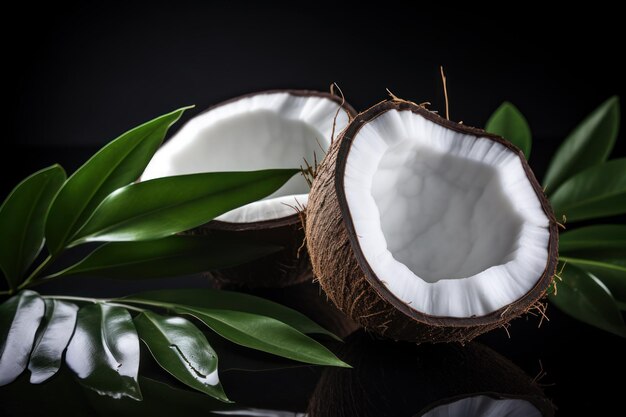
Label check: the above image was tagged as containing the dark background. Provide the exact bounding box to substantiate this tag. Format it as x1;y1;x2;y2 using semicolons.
2;2;625;415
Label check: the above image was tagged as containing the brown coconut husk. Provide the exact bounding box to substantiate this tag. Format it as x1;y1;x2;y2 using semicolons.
305;99;558;342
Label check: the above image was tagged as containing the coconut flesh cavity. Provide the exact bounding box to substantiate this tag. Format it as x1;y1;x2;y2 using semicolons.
306;100;558;342
346;106;552;317
142;90;354;288
142;90;352;224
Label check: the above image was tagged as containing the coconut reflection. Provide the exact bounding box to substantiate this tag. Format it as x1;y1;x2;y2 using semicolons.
421;396;540;417
307;331;553;417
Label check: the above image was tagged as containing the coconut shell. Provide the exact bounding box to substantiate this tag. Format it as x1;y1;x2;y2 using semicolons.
307;331;554;417
305;99;559;342
181;90;357;289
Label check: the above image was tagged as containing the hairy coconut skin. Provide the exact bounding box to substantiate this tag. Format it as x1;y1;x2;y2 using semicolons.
307;332;554;417
180;90;356;289
306;100;559;342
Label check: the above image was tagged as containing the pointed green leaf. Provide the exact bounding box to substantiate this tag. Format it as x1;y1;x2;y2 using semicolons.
0;165;66;289
125;288;340;340
28;300;78;383
203;329;310;373
71;169;299;244
559;225;626;253
0;290;45;385
45;108;190;254
65;304;142;400
485;102;532;158
174;306;349;367
549;159;626;222
549;264;626;337
47;236;281;279
134;311;229;402
560;256;626;308
544;96;620;193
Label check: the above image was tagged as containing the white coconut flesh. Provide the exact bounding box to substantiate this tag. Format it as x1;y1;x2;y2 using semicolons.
421;395;541;417
142;92;351;223
343;109;551;318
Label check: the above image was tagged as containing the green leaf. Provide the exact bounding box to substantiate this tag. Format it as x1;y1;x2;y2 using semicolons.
47;236;281;279
45;108;190;254
28;299;78;383
485;101;532;158
0;165;66;289
560;256;626;308
174;306;350;367
559;225;626;253
134;311;229;402
549;159;626;222
549;264;626;337
0;290;45;385
71;169;299;244
125;288;340;340
543;96;620;193
65;304;142;400
203;330;310;373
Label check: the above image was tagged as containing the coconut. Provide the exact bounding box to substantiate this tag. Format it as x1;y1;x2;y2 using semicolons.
307;331;554;417
306;99;558;342
142;90;355;287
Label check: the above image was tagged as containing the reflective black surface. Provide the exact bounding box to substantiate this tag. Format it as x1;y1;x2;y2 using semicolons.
308;332;553;417
1;271;625;416
1;329;556;417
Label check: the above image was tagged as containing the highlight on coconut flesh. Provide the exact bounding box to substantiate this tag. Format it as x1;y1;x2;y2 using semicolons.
142;90;355;288
306;99;558;342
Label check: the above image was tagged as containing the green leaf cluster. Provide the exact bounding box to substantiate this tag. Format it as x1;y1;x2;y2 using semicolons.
0;289;347;401
0;108;346;402
487;97;625;337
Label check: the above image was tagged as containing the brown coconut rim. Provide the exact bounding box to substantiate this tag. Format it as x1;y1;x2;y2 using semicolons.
306;99;559;342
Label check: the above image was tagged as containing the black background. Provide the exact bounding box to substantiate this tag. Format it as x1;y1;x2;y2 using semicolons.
3;2;626;415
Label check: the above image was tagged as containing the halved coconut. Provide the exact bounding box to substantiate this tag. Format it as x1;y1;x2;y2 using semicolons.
142;90;355;287
306;99;558;342
307;331;554;416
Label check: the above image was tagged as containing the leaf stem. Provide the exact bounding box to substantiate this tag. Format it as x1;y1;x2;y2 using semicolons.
0;289;11;296
18;254;54;290
42;295;147;312
104;302;147;313
43;294;103;303
120;298;176;310
559;256;626;272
